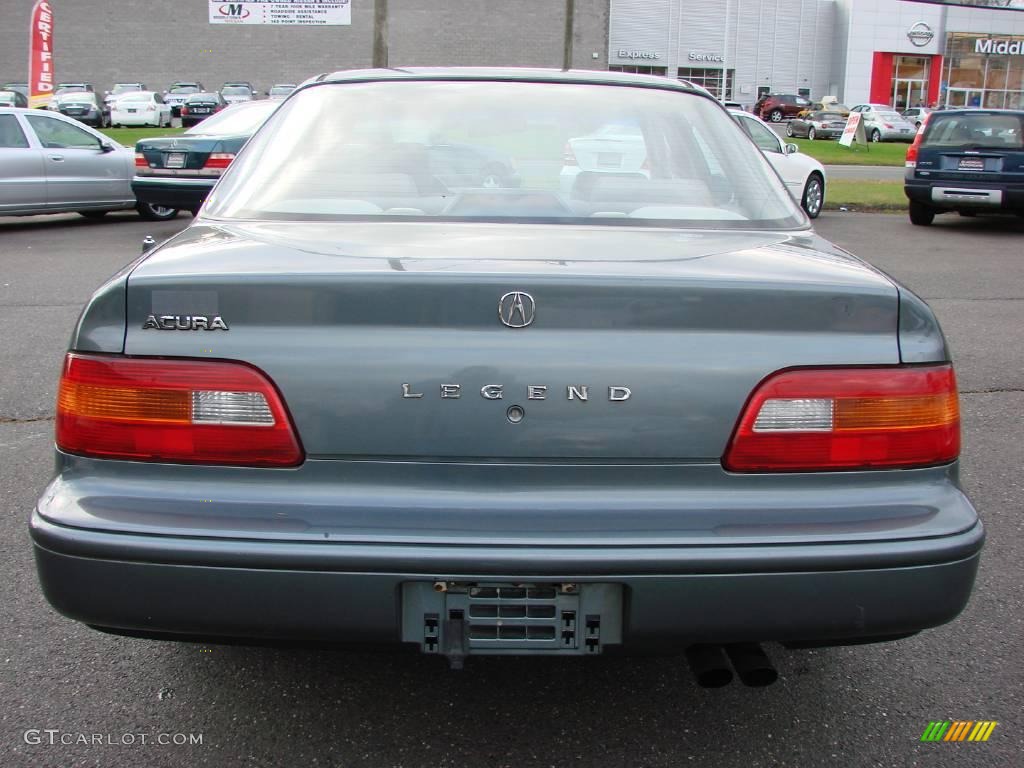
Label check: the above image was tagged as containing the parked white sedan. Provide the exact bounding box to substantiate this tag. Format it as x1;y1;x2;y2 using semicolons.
0;107;178;220
730;109;826;218
111;91;172;128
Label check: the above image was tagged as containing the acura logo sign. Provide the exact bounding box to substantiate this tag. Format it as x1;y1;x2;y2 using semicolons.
498;291;536;328
907;22;934;48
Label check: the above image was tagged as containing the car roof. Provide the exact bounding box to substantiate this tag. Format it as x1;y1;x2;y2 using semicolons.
927;108;1024;116
304;67;708;97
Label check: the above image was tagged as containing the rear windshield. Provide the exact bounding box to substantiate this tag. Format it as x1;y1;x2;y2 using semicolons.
113;84;142;94
170;86;200;94
205;81;805;229
815;112;845;121
222;86;251;95
924;113;1023;150
184;100;277;135
119;93;153;103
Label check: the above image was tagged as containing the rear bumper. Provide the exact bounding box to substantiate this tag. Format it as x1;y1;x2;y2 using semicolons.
905;177;1024;211
132;176;214;210
31;510;984;649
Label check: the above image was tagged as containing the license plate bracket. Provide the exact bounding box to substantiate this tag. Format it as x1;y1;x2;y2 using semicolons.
402;581;623;660
958;157;985;171
165;152;186;169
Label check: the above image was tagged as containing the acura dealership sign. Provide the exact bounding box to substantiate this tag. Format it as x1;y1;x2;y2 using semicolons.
976;38;1024;54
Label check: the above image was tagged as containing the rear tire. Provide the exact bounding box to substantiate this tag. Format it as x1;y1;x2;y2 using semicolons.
909;201;935;226
136;202;179;221
78;210;108;220
870;129;882;143
786;122;794;137
770;109;783;123
807;127;817;140
801;173;824;219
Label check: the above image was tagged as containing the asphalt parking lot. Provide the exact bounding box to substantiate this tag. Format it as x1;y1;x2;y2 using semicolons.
1;210;1022;768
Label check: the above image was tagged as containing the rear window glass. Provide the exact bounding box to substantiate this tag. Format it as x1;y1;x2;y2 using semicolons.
184;100;277;135
205;81;805;230
924;114;1023;150
815;112;845;121
119;93;153;103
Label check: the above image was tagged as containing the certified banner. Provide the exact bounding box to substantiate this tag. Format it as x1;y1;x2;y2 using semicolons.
209;1;351;25
28;0;55;108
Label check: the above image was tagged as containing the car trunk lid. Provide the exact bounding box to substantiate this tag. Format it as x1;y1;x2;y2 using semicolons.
122;222;900;461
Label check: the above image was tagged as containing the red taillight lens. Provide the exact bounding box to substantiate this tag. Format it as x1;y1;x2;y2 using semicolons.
562;142;578;166
134;153;148;169
723;365;960;472
905;113;930;168
203;152;235;170
180;105;189;115
56;354;304;467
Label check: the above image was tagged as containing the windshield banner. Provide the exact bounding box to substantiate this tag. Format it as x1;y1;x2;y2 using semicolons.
28;1;55;109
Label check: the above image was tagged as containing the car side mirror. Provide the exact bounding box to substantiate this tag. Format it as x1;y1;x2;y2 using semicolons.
99;140;115;153
784;143;799;155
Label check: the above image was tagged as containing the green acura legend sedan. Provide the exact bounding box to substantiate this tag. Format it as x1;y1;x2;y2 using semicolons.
31;69;982;686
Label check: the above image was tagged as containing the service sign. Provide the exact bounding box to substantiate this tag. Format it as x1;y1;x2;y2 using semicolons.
209;1;351;26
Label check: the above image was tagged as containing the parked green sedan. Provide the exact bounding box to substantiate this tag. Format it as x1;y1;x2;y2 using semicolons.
33;69;982;686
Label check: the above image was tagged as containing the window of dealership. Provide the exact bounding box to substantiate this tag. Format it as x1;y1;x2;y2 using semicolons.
942;33;1024;109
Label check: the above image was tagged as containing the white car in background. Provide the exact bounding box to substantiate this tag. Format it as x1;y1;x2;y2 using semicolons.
849;104;917;142
111;91;172;128
730;109;826;218
104;82;145;108
559;122;649;197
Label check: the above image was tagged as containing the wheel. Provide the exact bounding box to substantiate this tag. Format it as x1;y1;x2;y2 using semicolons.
78;210;108;220
135;202;179;221
870;129;882;143
769;109;783;123
909;201;935;226
807;126;816;141
785;122;794;137
801;173;824;219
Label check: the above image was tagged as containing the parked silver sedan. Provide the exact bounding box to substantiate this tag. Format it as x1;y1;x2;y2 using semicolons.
0;107;178;220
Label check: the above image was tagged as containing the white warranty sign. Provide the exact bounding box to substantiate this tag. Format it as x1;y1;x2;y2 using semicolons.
209;1;351;26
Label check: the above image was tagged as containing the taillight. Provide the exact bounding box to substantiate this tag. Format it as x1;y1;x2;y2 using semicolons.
134;153;148;169
884;122;893;129
723;365;959;472
562;142;578;166
180;105;189;115
905;113;930;168
56;354;304;467
203;152;235;170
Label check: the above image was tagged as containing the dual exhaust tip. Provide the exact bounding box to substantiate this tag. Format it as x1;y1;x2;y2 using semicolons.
685;643;778;688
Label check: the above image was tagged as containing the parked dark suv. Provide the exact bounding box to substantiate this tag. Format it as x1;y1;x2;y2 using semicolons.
904;109;1024;226
754;93;812;123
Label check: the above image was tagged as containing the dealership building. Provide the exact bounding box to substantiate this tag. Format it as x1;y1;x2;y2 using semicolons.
609;0;1024;109
2;1;1024;110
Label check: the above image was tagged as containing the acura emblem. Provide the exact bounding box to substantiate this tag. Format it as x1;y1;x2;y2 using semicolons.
498;291;536;328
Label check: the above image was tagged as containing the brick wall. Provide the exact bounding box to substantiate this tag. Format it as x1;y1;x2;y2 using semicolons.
0;1;609;96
